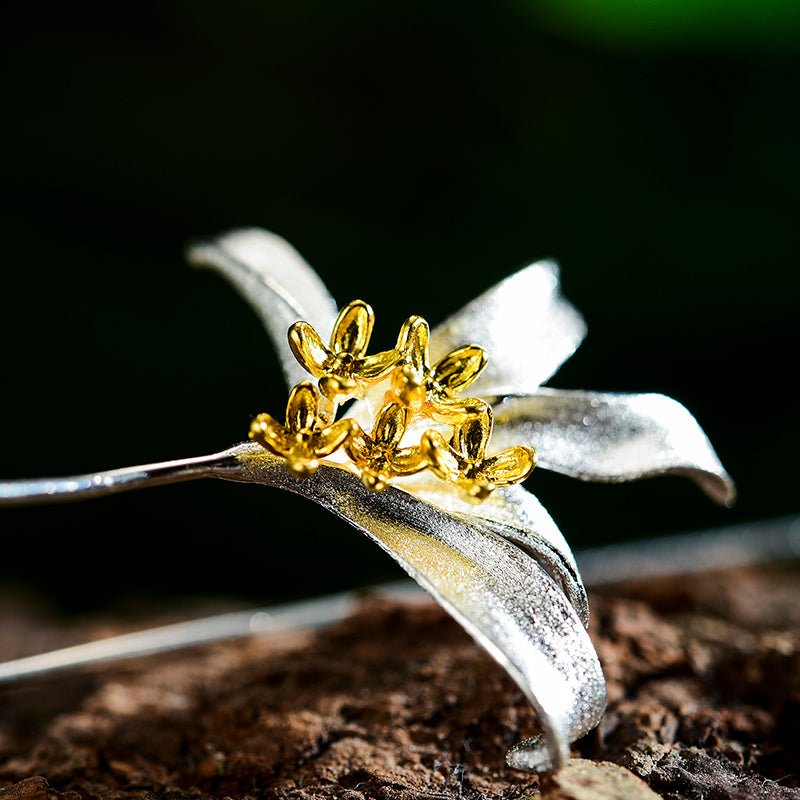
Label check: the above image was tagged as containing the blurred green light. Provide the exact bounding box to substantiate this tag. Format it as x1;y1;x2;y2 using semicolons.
531;0;800;48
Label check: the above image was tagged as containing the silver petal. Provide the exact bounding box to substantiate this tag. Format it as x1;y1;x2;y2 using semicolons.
429;260;587;396
398;473;589;626
0;444;606;772
224;444;605;772
489;389;736;506
187;228;339;389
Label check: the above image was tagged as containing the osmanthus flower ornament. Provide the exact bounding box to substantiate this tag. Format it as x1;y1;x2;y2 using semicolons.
0;228;734;774
249;381;353;477
288;299;398;406
422;411;537;502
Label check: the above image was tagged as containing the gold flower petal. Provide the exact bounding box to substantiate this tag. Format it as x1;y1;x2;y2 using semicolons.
344;421;371;463
315;418;355;456
421;430;461;478
318;374;359;403
358;349;400;380
432;344;487;394
285;447;320;478
480;446;537;487
286;381;319;432
249;413;292;455
332;299;374;357
373;402;409;450
429;395;489;426
454;412;492;460
396;315;430;373
288;321;330;378
391;446;429;476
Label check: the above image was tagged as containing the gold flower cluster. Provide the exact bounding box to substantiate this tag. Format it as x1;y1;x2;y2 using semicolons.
249;300;535;502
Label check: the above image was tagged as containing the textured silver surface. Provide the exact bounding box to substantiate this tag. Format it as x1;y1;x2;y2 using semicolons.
490;389;735;506
429;259;587;396
188;228;339;389
400;472;589;626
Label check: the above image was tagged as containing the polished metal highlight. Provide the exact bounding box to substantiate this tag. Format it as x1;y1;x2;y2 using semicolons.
0;228;735;773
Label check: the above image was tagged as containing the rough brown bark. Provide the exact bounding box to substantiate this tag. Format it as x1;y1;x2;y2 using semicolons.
1;565;798;800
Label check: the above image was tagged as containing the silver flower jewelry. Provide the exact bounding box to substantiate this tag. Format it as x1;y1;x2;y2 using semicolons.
0;228;734;773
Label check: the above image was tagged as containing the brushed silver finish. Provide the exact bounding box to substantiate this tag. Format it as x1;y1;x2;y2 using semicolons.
188;228;339;389
0;445;606;772
399;472;588;626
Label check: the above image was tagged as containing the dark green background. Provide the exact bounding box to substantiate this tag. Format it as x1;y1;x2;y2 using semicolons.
1;2;797;611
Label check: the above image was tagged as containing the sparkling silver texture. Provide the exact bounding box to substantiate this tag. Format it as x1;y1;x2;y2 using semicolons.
0;228;736;773
489;390;735;506
0;446;608;770
401;473;589;626
429;259;587;397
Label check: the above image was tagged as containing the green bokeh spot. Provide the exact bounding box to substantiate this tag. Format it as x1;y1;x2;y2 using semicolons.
529;0;800;48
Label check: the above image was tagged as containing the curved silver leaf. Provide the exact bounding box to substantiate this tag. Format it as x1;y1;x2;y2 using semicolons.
429;260;587;396
187;228;339;389
490;389;736;506
224;443;605;772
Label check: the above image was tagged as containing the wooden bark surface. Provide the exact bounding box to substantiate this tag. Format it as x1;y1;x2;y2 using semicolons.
0;565;798;800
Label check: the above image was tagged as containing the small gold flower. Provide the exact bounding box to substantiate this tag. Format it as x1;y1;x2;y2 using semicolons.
390;315;488;424
249;381;353;477
345;402;428;492
288;299;399;403
422;409;536;502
